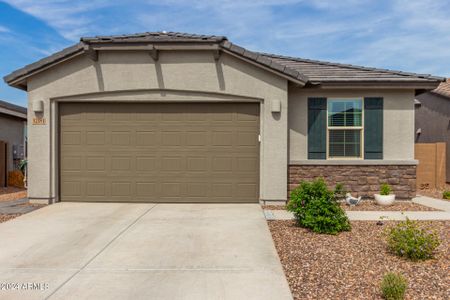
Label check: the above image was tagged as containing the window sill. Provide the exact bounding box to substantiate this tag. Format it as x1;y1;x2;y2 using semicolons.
290;160;418;166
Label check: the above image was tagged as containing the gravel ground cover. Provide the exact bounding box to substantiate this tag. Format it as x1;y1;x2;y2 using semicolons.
418;183;450;200
0;214;21;223
263;200;440;211
0;187;27;202
0;203;45;224
340;201;441;211
268;220;449;300
262;205;287;210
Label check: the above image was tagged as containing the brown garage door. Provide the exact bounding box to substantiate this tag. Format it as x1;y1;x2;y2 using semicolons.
59;102;260;203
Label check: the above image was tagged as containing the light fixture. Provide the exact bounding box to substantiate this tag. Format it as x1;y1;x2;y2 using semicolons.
271;99;281;113
33;100;44;113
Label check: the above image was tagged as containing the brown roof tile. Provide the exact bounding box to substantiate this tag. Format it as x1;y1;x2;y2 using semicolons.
3;31;445;89
259;52;444;84
431;79;450;98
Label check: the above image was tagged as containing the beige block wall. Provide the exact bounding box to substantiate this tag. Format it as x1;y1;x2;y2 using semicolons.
26;51;289;202
288;88;416;162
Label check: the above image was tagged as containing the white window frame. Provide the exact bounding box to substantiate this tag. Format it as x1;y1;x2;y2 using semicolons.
326;98;364;160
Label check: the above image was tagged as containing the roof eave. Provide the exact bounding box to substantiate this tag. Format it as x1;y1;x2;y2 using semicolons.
307;80;443;90
0;107;27;119
4;43;86;89
220;41;308;85
4;40;309;89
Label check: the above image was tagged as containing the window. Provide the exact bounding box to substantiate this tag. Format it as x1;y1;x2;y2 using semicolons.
327;99;363;158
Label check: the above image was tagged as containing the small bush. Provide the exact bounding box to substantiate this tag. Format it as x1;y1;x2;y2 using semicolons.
380;183;392;196
334;183;347;200
381;272;407;300
385;219;440;261
287;178;351;235
442;190;450;200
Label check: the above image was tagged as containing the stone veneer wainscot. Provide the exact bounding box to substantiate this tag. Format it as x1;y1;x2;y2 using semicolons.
288;164;416;199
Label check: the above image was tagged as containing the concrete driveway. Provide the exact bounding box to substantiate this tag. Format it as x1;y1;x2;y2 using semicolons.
0;203;292;300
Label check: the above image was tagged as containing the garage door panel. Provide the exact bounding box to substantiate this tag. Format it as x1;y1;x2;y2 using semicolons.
136;131;158;146
136;157;157;171
62;131;82;145
161;131;183;146
111;182;132;196
60;102;259;203
86;156;105;171
111;131;131;145
86;182;106;197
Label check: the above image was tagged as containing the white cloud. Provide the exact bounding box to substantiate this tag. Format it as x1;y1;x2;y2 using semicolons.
3;0;449;76
3;0;114;40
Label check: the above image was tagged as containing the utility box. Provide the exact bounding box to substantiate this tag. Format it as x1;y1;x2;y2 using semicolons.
12;144;25;160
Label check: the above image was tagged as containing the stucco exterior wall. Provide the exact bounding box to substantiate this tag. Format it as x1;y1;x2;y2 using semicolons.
26;51;289;202
288;88;416;162
0;114;25;171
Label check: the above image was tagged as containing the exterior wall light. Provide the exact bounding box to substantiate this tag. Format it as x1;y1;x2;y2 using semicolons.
271;99;281;113
33;100;44;113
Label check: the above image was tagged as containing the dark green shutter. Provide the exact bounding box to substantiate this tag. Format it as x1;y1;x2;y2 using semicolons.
364;97;383;159
308;98;327;159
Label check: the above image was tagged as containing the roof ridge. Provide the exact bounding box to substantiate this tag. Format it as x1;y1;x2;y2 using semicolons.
81;31;228;42
259;52;444;81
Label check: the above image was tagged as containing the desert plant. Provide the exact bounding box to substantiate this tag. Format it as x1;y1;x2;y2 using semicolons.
442;190;450;200
385;218;440;261
18;159;27;174
287;178;351;235
380;183;392;196
333;183;347;200
381;272;407;300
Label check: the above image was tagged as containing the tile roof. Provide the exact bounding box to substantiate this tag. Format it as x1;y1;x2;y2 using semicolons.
259;52;444;84
3;31;445;89
81;31;227;43
431;78;450;98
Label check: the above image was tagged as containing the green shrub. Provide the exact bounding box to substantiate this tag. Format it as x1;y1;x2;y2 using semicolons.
380;183;392;196
442;190;450;200
287;178;351;235
18;159;27;175
385;219;440;261
381;272;407;300
333;183;347;200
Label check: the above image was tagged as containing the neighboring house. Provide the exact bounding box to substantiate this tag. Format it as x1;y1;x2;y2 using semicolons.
0;100;27;187
3;32;444;204
415;79;450;182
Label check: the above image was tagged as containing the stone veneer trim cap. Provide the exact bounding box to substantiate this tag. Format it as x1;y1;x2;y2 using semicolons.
290;160;419;166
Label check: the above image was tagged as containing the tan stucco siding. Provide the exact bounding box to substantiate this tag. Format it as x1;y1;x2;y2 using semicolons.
27;51;288;201
288;88;416;162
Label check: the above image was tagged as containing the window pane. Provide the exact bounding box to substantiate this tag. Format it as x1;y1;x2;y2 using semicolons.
329;129;361;158
328;99;362;127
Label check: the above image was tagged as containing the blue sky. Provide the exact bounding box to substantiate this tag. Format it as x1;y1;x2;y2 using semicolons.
0;0;449;107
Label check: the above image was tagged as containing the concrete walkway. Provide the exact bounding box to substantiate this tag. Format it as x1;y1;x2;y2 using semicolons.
413;195;450;212
265;196;450;221
0;198;40;215
0;203;292;300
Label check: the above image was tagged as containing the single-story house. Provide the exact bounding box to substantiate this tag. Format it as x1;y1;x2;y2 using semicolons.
415;79;450;182
3;32;445;204
0;100;27;187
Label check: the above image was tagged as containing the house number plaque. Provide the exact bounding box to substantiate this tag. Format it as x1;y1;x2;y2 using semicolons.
32;118;47;125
